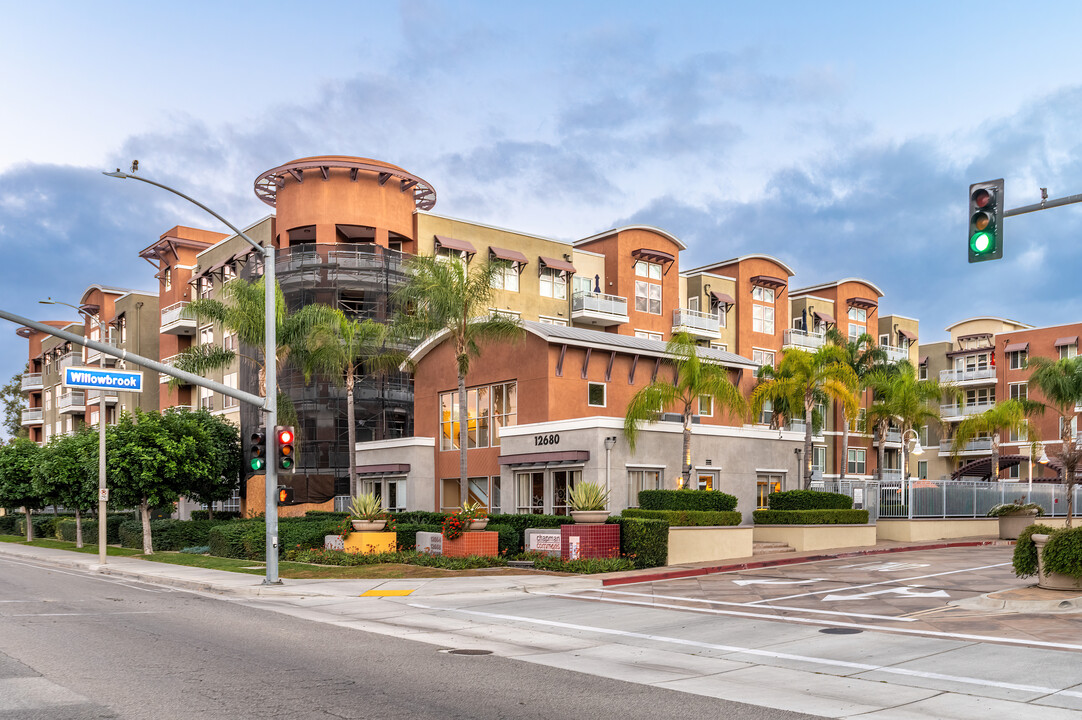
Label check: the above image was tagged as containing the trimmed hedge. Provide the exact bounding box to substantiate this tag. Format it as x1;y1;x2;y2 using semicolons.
394;523;443;551
767;490;852;511
0;515;18;534
15;515;61;539
753;509;869;525
207;518;346;559
120;519;234;551
190;510;244;521
486;513;576;553
622;508;741;527
613;516;668;568
638;489;737;512
392;511;447;526
486;523;518;556
56;515;129;544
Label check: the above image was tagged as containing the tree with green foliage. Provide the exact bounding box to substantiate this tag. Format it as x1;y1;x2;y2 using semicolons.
33;430;98;547
1;367;29;442
868;360;947;482
750;345;858;488
0;437;44;540
826;330;888;479
164;407;242;520
624;332;748;489
951;399;1040;484
300;307;402;497
1027;356;1082;526
393;255;524;504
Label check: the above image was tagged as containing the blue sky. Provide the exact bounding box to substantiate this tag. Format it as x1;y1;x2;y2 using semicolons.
4;1;1082;402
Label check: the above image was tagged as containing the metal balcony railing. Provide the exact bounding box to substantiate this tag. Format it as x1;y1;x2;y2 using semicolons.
782;328;826;350
941;400;995;418
672;308;720;337
21;373;43;391
160;302;196;334
57;390;86;413
85;339;118;364
21;408;43;425
882;345;909;363
939;367;996;383
571;291;629;324
58;352;80;370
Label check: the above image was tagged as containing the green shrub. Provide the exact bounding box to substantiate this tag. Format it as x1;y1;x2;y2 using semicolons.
1013;523;1059;577
301;510;350;521
1039;526;1082;580
614;516;668;568
486;523;518;556
986;503;1045;518
0;515;17;534
638;489;737;512
285;547;507;570
622;508;741;526
279;518;343;552
392;511;447;526
767;490;852;511
524;553;634;573
16;515;61;539
189;510;243;521
394;523;442;551
208;522;264;560
119;519;230;551
752;509;869;525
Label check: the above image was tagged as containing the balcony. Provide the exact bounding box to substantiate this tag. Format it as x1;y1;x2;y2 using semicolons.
939;437;992;456
159;355;183;384
672;308;720;340
21;408;43;425
571;291;628;327
877;428;902;445
785;419;824;438
85;389;119;405
782;328;826;351
161;302;197;335
939;367;996;384
85;339;119;366
21;373;43;391
882;345;909;363
58;351;80;370
940;400;995;420
57;390;86;414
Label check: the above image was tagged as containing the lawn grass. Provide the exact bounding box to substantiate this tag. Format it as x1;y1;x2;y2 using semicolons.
0;535;141;557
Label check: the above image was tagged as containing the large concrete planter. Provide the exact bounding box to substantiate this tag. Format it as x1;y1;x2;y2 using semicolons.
753;524;876;552
1031;534;1082;591
998;510;1040;540
667;526;753;564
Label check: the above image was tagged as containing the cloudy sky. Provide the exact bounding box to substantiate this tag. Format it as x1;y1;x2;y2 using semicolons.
4;1;1082;397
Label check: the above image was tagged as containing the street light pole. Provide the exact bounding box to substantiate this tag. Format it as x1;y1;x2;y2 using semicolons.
40;299;108;565
103;170;281;584
901;428;924;520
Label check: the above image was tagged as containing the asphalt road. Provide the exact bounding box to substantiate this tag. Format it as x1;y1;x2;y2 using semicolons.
0;556;818;720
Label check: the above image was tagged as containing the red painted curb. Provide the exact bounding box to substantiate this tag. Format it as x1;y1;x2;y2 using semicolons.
601;539;1009;587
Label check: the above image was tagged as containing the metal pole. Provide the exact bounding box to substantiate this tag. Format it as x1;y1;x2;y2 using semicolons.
98;316;107;565
1005;192;1082;217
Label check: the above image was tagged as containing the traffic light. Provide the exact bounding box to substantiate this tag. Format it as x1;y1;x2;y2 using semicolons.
275;426;296;472
248;428;267;474
968;179;1004;263
277;485;294;505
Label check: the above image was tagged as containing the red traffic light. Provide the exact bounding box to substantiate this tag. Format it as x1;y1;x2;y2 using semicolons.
972;187;993;209
277;428;293;444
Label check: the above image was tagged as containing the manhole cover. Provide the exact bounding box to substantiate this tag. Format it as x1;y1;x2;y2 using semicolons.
819;628;863;635
441;649;493;656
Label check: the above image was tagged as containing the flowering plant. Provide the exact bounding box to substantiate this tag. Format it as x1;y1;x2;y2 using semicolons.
442;500;487;540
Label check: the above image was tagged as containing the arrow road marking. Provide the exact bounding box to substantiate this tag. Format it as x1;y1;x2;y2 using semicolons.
821;587;950;602
732;578;827;586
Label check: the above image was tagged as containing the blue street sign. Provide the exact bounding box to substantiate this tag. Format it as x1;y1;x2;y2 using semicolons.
63;366;144;393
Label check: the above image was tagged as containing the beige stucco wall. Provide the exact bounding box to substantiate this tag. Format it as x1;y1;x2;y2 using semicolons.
753;524;876;551
667;526;754;564
875;518;998;542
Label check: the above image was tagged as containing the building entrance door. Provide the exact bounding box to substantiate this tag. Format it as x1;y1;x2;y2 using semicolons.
515;468;582;514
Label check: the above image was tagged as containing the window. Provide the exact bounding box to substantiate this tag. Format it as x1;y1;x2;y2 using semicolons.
588;382;606;407
164;267;172;290
436;246;468;265
1010;383;1027;401
627;469;662;507
848;307;867;323
199;386;213;411
224;333;238;352
1061;343;1078;360
698;395;713;417
1059;416;1078;440
919;424;929;446
849;408;867;433
758;399;773;426
362;478;408;513
117;315;127;344
538;316;568;326
540;267;567;299
635;279;662;314
516;471;544;514
199;277;213;299
490;263;519;292
849;323;865;341
440;381;517;451
966;387;994;409
752;287;775;334
717;305;727;328
847;448;866;475
756;474;783;509
917;460;928;479
919;363;928;380
635;330;663;341
634;260;662;280
1009;350;1028;369
223;373;238;409
710;342;728;352
222;263;237;282
200;325;214;346
879;334;889;345
752;349;775;368
812;446;826;475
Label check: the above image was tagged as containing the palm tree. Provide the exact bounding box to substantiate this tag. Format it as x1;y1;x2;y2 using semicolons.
871;360;945;480
950;399;1040;483
1027;356;1082;526
827;329;887;480
392;255;524;505
750;345;858;488
624;332;748;488
300;307;402;497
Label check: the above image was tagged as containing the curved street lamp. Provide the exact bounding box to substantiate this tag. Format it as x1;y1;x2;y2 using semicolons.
900;428;923;520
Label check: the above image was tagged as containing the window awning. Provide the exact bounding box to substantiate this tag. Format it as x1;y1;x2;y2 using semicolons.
847;297;878;309
631;248;675;264
813;310;836;325
709;291;735;307
489;246;528;266
899;329;919;341
1004;342;1029;353
355;463;410;476
498;450;590;466
539;256;577;274
750;275;787;289
919;355;929;366
1054;336;1078;347
434;235;476;255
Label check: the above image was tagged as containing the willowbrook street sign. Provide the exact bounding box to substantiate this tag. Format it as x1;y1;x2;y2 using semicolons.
63;366;144;393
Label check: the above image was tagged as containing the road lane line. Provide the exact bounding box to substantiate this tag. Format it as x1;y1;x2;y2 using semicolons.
0;557;169;592
6;611;162;617
408;601;1082;696
569;588;917;622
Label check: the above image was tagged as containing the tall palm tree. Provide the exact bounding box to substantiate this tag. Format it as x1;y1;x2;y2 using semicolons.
951;399;1040;483
1027;356;1082;526
392;255;523;505
873;360;945;480
826;329;887;480
624;332;748;488
300;307;402;498
750;345;858;488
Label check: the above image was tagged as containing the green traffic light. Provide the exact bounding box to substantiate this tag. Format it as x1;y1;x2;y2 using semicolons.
280;458;294;470
250;457;266;471
970;231;993;254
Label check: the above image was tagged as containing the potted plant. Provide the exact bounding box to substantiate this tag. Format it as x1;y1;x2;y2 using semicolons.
1015;524;1082;590
569;481;610;523
349;492;387;532
988;498;1045;540
442;501;487;540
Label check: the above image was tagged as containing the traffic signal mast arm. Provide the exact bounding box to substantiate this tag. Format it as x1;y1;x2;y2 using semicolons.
1005;190;1082;217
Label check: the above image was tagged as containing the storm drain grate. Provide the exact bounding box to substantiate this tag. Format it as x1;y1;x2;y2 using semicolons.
819;628;863;635
441;649;494;656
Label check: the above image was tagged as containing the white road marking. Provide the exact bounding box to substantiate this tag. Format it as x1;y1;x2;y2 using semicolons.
0;557;170;592
408;601;1082;696
743;562;1009;605
833;562;930;572
732;578;827;586
570;588;917;621
6;611;162;617
820;587;950;602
